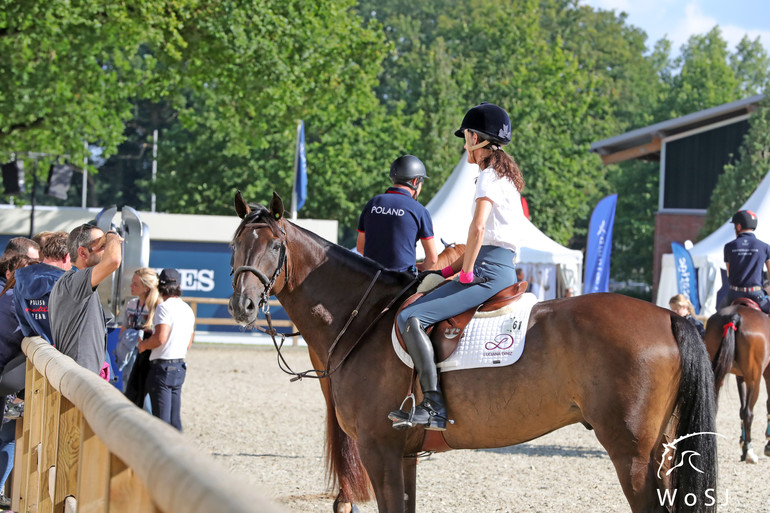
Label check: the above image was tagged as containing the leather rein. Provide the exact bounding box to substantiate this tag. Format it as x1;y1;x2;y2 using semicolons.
231;220;417;382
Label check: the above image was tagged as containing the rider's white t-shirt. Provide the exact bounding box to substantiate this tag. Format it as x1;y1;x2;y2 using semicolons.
149;297;195;361
474;167;521;252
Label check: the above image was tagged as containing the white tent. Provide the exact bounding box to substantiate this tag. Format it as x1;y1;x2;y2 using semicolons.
657;170;770;317
418;153;584;300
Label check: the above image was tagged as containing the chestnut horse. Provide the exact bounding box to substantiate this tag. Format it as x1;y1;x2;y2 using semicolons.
430;241;465;271
705;304;770;463
229;192;717;513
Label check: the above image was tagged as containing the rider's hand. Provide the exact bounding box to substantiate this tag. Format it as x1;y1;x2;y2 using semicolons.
459;269;487;285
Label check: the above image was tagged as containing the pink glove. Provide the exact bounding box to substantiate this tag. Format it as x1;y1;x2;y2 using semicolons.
459;270;474;284
440;266;454;278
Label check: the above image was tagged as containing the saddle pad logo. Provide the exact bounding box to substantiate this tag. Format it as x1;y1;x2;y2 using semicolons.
444;327;461;339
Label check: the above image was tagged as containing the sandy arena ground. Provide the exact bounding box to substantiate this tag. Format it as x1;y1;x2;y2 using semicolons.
182;343;769;513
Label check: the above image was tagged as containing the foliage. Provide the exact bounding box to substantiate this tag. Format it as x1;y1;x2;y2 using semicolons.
2;0;768;288
702;96;770;235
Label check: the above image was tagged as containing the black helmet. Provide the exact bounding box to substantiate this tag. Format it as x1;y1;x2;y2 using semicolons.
454;102;512;146
389;155;428;187
732;210;758;230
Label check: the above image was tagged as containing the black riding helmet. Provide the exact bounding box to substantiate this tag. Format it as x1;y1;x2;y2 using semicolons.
732;210;758;230
454;102;512;146
389;155;428;191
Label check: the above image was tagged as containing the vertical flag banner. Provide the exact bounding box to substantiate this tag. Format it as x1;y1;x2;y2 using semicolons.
671;241;701;314
291;120;307;218
584;194;618;294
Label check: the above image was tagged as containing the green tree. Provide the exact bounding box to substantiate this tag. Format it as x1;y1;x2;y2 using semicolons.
660;27;740;118
730;35;770;96
703;96;770;234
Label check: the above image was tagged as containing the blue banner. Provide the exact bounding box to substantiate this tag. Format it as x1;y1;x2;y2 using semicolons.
671;241;701;314
584;194;617;294
294;120;307;212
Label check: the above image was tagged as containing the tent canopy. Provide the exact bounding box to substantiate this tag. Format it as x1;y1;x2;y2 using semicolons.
419;153;583;299
657;169;770;316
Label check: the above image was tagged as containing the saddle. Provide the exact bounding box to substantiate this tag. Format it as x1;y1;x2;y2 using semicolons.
395;281;529;361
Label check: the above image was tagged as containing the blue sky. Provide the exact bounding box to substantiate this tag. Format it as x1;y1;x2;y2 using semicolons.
580;0;770;55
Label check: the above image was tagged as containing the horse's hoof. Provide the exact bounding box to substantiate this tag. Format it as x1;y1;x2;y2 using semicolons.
764;444;770;457
746;448;759;463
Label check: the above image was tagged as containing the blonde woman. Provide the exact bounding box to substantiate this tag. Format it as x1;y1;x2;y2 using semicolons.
668;294;705;338
116;268;161;392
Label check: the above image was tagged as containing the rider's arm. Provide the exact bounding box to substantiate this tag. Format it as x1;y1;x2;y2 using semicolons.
90;231;123;288
139;323;170;352
462;197;492;274
356;232;365;255
417;239;438;271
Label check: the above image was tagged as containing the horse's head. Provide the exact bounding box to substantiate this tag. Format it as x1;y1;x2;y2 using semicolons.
229;190;289;326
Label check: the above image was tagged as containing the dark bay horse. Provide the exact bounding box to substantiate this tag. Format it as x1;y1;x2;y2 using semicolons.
229;192;718;513
705;304;770;462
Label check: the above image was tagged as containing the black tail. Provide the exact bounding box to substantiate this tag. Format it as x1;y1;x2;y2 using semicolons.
669;314;718;513
711;312;741;398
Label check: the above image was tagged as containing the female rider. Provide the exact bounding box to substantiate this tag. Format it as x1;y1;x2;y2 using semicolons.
390;102;525;430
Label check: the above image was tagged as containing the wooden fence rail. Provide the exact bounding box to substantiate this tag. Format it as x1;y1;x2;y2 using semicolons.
182;297;298;344
15;336;286;513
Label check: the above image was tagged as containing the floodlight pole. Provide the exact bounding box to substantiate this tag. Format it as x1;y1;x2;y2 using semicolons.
82;140;88;208
151;129;158;212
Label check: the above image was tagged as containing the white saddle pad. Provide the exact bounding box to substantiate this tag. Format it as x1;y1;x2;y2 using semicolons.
392;292;538;372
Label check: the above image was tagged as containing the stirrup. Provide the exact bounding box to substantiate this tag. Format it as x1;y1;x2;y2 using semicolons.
388;394;417;430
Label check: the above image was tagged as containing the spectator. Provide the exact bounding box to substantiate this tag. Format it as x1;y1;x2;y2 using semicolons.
49;224;122;376
13;231;71;344
3;237;39;260
564;287;575;298
115;268;161;393
668;294;705;339
138;269;195;430
0;253;37;507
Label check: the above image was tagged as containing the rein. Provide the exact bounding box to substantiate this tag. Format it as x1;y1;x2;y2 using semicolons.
264;271;418;382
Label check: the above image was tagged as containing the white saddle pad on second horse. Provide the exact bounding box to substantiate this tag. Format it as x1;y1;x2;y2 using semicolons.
392;292;539;372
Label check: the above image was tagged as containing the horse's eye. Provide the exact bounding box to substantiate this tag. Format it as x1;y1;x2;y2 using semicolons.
271;241;281;251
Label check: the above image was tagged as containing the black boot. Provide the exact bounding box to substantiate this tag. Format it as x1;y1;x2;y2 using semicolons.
388;317;449;431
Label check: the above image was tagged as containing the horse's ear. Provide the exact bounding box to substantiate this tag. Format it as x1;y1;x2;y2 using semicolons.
234;190;250;219
269;192;285;220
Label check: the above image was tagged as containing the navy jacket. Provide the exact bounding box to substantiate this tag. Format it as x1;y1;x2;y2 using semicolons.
13;263;65;345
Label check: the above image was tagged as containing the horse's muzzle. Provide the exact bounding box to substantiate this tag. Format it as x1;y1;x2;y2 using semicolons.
229;293;258;325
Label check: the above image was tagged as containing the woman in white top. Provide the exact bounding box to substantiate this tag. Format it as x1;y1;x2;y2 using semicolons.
138;268;195;430
391;102;524;431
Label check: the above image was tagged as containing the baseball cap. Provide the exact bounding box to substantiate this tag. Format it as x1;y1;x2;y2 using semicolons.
159;268;181;285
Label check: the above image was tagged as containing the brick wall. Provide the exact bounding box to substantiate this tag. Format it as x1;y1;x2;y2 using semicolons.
653;212;706;302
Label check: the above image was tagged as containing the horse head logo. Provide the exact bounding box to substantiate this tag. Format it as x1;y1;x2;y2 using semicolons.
657;432;726;479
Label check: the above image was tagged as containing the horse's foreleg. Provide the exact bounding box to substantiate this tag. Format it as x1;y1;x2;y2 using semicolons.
402;457;417;513
357;437;406;513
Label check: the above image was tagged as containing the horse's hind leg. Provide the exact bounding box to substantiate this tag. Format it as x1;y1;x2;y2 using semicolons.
739;375;760;463
592;421;668;512
764;367;770;457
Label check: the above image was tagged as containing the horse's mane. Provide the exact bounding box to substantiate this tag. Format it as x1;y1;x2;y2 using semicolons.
233;204;414;289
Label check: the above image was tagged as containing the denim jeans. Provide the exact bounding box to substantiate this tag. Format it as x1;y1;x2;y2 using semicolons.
145;360;187;431
0;419;15;490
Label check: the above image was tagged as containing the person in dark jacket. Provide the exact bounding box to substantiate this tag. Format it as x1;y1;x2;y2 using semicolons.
13;231;71;345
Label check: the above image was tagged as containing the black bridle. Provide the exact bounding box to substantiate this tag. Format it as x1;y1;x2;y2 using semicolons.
231;216;417;382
